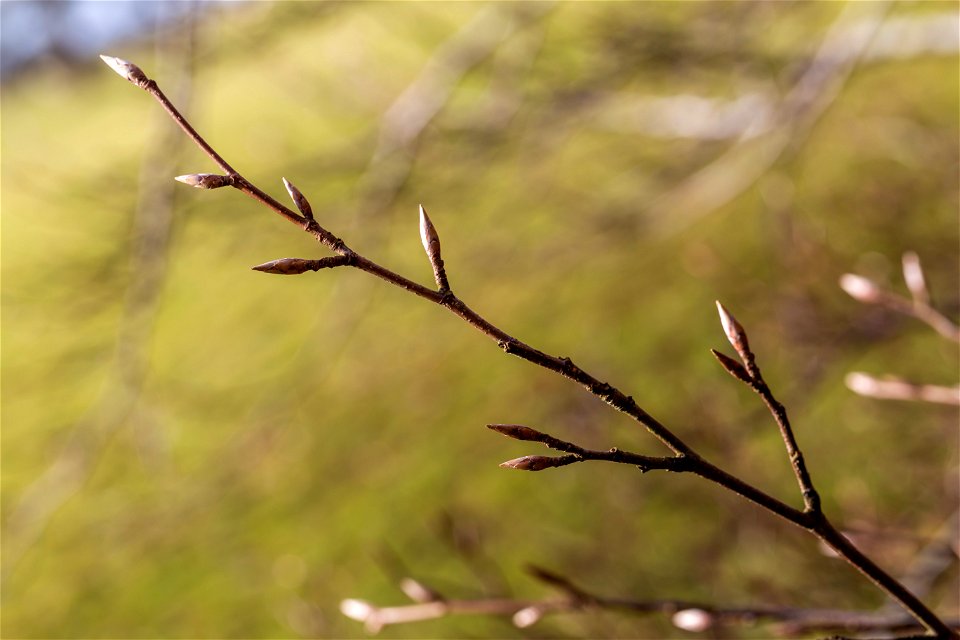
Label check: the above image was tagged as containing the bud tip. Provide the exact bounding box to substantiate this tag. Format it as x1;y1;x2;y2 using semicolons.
839;274;880;302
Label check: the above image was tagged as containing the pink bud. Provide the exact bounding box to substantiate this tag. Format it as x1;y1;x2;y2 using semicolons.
839;274;881;303
99;55;148;86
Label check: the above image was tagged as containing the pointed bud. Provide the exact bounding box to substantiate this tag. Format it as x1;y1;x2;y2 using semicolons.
252;255;350;275
282;177;314;220
419;205;450;291
251;258;318;275
175;173;233;189
710;349;752;383
672;609;713;632
901;252;928;304
512;606;543;628
419;205;439;255
99;54;148;87
715;301;750;358
499;455;565;471
839;274;881;303
486;424;546;442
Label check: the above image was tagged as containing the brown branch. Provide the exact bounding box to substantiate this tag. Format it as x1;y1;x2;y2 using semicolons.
100;56;956;639
715;302;820;513
342;568;960;636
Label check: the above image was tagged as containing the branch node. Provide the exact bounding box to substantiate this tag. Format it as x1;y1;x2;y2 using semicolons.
498;339;518;354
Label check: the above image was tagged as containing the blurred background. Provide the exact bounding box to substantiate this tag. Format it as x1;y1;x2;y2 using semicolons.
2;1;958;638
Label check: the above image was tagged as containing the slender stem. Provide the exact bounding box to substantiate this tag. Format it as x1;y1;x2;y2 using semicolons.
116;63;955;639
745;357;821;513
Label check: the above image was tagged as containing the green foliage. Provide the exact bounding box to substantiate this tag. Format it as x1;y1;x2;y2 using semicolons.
2;2;957;638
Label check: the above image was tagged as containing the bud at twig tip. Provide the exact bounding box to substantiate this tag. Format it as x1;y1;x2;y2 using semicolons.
175;173;232;189
251;258;315;275
487;424;544;441
99;54;148;86
845;371;879;395
500;455;559;471
839;274;881;303
339;599;373;622
419;205;437;252
418;204;450;291
715;301;750;355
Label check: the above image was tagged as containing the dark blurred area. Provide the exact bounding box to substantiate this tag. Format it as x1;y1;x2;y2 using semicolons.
2;2;958;638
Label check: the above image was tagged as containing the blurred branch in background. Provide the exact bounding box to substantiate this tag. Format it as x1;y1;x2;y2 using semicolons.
841;251;960;405
642;0;891;237
341;564;959;637
1;7;199;579
592;11;959;142
354;2;554;225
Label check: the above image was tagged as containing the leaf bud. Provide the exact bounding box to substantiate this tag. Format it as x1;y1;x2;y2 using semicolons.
486;424;545;442
339;599;374;622
251;258;318;275
499;455;562;471
710;349;752;383
419;205;450;291
839;274;881;303
174;173;233;189
282;177;314;220
99;54;148;87
715;301;750;357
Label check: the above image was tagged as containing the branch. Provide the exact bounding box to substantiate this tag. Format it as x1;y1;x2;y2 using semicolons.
100;55;956;639
845;373;960;406
341;568;960;636
840;258;960;343
715;302;820;513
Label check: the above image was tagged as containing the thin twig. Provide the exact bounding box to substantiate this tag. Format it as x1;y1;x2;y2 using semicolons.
716;302;821;513
845;373;960;406
100;56;956;639
840;270;960;344
342;568;959;636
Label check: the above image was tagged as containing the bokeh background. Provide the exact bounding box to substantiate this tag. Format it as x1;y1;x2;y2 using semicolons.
2;1;958;638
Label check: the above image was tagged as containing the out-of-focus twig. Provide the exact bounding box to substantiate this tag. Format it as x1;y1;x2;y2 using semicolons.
646;0;891;235
595;11;958;141
355;3;554;223
840;254;960;344
2;11;198;579
841;251;960;406
341;566;959;636
845;373;960;406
